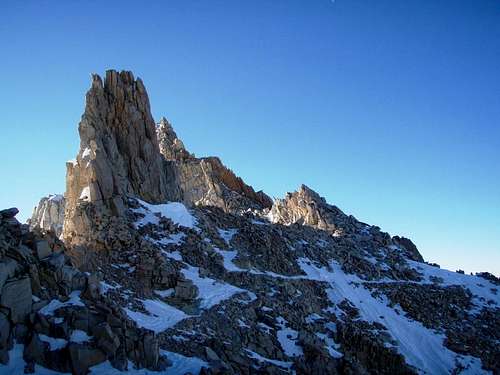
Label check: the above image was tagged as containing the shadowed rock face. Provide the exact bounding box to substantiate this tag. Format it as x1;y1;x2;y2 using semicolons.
63;71;171;252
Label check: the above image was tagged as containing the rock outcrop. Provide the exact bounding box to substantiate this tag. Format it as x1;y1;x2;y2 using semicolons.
0;208;166;373
157;117;194;162
269;184;363;236
157;117;273;213
7;70;497;375
29;194;65;238
63;71;172;255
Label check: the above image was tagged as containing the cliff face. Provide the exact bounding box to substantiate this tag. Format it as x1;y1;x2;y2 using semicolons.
157;118;273;213
29;194;65;238
63;71;171;254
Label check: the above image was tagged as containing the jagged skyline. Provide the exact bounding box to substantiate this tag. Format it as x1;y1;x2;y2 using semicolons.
1;1;499;277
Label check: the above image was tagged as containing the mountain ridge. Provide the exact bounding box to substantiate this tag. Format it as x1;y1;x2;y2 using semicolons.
2;70;498;375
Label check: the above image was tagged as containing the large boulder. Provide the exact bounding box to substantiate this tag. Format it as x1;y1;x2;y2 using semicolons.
0;277;32;323
0;258;18;290
69;343;106;375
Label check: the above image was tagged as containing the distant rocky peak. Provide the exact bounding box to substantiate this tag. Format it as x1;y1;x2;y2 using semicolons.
269;184;358;236
157;117;194;161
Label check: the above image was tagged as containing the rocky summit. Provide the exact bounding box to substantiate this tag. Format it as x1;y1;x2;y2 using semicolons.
1;70;498;375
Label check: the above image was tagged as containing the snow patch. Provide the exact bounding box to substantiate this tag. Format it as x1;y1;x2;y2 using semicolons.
39;334;68;351
217;228;238;245
181;265;252;309
316;332;343;358
297;258;487;374
124;299;188;333
70;330;91;343
39;291;85;316
408;260;499;311
244;349;293;369
276;317;303;357
133;199;197;229
79;186;90;201
0;344;64;374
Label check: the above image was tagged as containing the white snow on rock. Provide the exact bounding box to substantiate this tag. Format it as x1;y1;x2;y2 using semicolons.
88;350;208;374
100;280;120;294
181;265;253;309
297;258;488;374
217;228;238;245
408;260;499;311
133;199;197;229
39;334;68;351
79;186;91;201
157;232;186;246
159;350;208;375
39;291;85;316
81;147;92;159
70;330;91;343
154;289;175;298
213;248;243;272
1;343;207;375
276;317;303;358
244;349;293;370
48;194;64;202
0;344;65;374
316;332;343;359
124;299;188;333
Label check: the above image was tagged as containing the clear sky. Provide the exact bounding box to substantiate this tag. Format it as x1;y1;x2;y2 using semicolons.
1;0;499;276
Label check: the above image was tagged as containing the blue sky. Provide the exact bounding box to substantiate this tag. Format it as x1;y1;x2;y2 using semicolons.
1;0;499;275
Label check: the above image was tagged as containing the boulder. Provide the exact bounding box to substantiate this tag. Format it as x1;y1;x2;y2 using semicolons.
0;208;19;219
36;240;52;260
1;277;32;323
68;343;106;375
92;322;120;357
0;310;10;350
174;280;199;300
0;258;18;290
24;333;48;367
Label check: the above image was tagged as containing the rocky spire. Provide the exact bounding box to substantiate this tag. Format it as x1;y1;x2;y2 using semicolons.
29;194;65;238
156;117;273;212
157;117;193;161
63;70;170;253
269;184;361;236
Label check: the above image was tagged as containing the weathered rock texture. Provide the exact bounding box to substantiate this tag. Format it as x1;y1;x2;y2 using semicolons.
29;194;65;238
269;184;363;236
0;208;166;373
13;70;498;375
63;71;171;254
157;118;272;213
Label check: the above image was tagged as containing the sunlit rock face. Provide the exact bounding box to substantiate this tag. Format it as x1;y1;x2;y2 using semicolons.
29;194;65;237
15;70;497;375
63;70;172;260
156;117;272;213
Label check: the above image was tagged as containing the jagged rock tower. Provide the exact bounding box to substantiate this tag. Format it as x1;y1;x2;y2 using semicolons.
157;117;273;212
63;71;171;263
